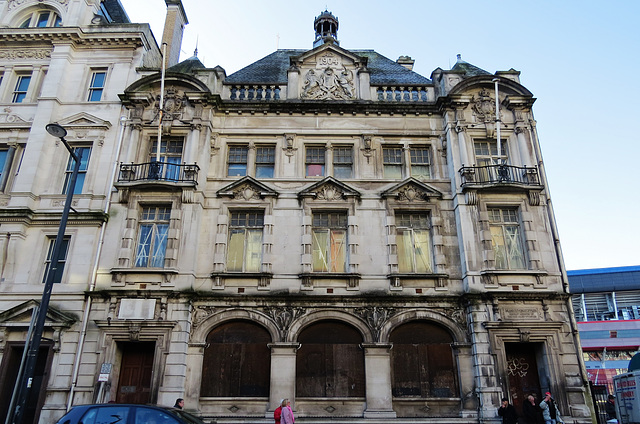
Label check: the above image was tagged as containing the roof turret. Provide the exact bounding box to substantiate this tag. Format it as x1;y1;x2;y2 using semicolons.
313;10;339;48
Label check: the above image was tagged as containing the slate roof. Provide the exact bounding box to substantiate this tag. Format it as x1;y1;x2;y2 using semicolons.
568;266;640;293
225;49;432;85
102;0;130;24
168;55;206;73
451;57;491;77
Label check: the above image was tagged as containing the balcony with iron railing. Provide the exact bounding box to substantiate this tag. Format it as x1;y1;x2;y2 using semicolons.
459;163;543;190
116;161;199;186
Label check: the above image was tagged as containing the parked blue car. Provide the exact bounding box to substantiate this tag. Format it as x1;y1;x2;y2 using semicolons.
55;404;204;424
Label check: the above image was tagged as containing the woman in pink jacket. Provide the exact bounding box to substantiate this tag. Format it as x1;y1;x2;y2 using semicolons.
280;399;294;424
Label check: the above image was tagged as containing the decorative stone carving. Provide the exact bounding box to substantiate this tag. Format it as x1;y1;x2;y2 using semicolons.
301;63;355;100
0;107;30;124
263;306;305;341
361;134;373;163
283;134;297;159
471;88;497;123
9;0;69;10
396;186;429;202
355;306;396;342
232;184;261;201
314;185;344;201
193;305;217;328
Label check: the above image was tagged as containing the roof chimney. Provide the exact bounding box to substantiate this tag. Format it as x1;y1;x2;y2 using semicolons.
396;56;415;71
161;0;188;67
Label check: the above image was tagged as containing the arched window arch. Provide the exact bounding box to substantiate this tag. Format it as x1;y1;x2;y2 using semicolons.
201;320;271;397
17;9;62;28
296;320;365;397
390;321;459;398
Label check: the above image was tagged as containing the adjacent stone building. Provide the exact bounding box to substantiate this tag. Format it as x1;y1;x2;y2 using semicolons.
0;1;593;423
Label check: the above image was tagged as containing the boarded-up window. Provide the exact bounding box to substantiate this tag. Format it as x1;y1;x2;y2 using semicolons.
296;321;364;397
201;321;271;397
390;321;458;398
312;212;347;272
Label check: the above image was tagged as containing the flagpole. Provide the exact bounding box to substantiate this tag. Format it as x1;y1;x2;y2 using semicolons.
157;43;167;162
492;78;502;161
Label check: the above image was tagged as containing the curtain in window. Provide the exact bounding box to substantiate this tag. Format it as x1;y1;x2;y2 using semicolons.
227;228;262;272
397;229;432;273
227;229;245;271
245;229;262;272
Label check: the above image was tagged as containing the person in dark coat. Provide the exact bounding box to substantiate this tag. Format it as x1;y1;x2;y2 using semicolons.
523;393;544;424
605;395;616;420
173;398;184;409
498;397;519;424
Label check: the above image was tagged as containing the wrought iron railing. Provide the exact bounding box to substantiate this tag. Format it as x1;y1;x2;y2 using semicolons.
118;162;199;183
459;164;540;186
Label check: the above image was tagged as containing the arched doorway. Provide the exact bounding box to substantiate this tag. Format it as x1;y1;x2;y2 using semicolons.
296;320;365;397
201;320;271;397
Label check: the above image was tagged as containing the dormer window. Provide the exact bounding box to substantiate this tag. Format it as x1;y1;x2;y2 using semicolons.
19;10;62;28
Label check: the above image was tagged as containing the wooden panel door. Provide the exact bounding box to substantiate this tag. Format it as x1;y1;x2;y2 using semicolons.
505;342;542;417
0;343;52;424
116;342;155;404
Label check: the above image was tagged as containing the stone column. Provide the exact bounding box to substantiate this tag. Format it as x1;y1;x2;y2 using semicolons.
268;342;299;415
184;342;206;408
362;343;396;418
516;126;529;166
186;123;201;164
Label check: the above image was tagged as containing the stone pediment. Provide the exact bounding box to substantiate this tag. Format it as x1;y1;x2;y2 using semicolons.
56;112;111;130
293;44;366;101
217;176;278;200
380;178;443;202
298;177;360;201
0;107;31;128
0;300;76;328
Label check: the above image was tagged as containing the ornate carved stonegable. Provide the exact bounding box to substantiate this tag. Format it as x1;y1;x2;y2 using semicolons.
295;45;365;101
381;178;443;203
217;176;278;200
298;176;361;202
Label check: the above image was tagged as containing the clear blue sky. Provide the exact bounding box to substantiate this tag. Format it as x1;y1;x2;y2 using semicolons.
120;0;640;271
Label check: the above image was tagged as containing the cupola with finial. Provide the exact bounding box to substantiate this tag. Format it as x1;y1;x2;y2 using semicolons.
313;10;339;48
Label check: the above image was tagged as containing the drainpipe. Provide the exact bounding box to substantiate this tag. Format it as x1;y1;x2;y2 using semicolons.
66;115;127;410
528;120;595;421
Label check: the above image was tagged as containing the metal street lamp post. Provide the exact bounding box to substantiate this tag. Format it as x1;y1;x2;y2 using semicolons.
11;124;82;424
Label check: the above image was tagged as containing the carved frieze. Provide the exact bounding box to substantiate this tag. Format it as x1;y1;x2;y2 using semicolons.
0;49;52;60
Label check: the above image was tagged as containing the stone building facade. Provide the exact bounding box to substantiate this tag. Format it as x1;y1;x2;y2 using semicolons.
0;1;594;424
